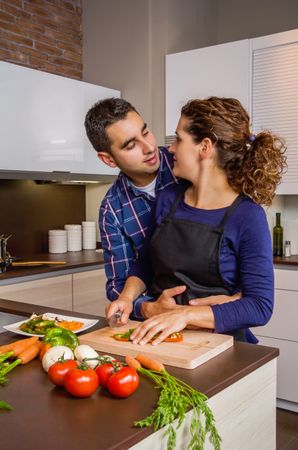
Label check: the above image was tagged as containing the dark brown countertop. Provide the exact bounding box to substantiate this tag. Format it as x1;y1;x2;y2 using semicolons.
274;255;298;266
0;298;279;450
0;250;104;282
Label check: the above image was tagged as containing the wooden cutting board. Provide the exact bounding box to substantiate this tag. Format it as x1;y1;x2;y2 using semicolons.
80;320;233;369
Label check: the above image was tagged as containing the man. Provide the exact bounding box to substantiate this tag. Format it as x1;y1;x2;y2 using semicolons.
84;97;177;318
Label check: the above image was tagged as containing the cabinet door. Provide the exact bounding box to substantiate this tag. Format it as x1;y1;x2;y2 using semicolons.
257;336;298;403
0;275;72;310
166;39;250;137
0;61;120;176
251;29;298;194
73;269;108;317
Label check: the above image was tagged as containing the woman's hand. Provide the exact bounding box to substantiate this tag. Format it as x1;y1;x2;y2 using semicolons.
130;308;189;346
141;285;186;318
189;291;241;306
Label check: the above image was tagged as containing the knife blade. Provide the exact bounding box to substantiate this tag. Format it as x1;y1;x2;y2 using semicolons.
107;311;123;329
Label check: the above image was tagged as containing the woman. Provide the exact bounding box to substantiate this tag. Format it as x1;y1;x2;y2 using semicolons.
106;97;286;344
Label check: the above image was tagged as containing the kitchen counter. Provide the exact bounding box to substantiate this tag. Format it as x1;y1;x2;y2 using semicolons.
273;255;298;266
0;298;279;450
0;250;104;282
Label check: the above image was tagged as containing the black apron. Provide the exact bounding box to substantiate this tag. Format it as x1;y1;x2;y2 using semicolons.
148;187;246;341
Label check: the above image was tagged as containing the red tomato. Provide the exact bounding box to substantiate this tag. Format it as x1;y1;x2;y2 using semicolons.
48;359;78;387
63;366;99;398
96;362;123;388
107;367;139;398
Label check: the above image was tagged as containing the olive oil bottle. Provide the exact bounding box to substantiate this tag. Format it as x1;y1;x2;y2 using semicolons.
273;212;283;256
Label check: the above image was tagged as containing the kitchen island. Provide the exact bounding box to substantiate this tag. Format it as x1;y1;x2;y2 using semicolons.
0;298;278;450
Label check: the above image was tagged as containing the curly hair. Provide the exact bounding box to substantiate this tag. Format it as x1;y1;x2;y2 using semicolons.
181;97;287;206
84;97;137;153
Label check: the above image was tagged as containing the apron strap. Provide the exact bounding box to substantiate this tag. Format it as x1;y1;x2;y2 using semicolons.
217;195;244;229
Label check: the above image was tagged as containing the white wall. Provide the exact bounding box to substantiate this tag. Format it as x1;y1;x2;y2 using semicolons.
85;183;111;242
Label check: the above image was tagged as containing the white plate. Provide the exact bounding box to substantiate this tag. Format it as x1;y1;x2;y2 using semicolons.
2;312;99;337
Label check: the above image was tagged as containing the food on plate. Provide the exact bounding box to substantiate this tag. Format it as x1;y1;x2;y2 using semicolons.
96;361;123;388
63;365;99;398
42;345;74;372
42;327;79;351
112;328;183;343
48;359;78;387
19;313;84;335
107;366;139;398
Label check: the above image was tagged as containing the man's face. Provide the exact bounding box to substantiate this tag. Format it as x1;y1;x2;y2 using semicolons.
98;111;160;186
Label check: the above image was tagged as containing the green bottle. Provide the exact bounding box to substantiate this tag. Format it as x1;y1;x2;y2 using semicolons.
273;212;283;256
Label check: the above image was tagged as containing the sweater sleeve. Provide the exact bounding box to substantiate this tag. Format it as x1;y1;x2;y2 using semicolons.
212;206;274;333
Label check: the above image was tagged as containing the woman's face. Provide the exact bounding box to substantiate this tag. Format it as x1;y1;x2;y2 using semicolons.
169;115;200;180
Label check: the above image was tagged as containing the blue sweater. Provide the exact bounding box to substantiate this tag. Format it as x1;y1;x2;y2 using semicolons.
130;183;274;343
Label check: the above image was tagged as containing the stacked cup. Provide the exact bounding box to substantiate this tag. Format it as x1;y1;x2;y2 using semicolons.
82;221;97;250
64;224;82;252
48;229;67;254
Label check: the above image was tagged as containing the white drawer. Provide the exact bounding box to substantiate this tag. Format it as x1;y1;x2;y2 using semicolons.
274;268;298;291
256;336;298;403
253;289;298;342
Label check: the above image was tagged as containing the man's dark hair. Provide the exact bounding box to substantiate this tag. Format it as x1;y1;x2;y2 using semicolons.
84;97;138;153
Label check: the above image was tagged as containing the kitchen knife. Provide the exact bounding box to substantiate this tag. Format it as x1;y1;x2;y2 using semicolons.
107;311;123;329
12;261;66;266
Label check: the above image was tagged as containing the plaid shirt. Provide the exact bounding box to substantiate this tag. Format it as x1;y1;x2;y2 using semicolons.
99;147;177;316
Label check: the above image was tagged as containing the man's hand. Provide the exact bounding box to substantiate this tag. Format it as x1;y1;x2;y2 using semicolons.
189;292;241;306
105;297;133;325
141;285;186;318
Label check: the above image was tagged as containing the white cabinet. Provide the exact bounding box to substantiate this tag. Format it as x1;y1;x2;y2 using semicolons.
73;268;108;317
0;267;108;317
0;61;120;177
166;39;250;137
166;29;298;193
0;274;72;311
251;29;298;195
253;268;298;406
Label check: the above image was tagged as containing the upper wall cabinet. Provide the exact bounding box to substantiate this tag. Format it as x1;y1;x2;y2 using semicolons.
251;30;298;195
0;61;120;180
166;29;298;194
166;39;250;138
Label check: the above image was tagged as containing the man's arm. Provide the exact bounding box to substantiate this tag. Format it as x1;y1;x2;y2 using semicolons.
99;200;136;301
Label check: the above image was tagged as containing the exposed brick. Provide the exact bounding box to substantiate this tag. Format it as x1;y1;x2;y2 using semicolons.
16;18;45;33
3;30;33;47
0;19;27;35
20;45;49;59
0;10;15;22
54;65;82;80
62;49;81;63
57;40;81;54
35;41;63;57
28;55;61;72
60;1;75;12
48;54;82;70
0;38;18;51
1;0;22;8
44;27;82;46
34;16;59;31
0;47;27;62
0;3;31;20
23;2;52;18
28;30;57;47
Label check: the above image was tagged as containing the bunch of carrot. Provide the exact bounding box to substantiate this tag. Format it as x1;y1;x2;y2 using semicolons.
0;336;41;385
125;354;221;450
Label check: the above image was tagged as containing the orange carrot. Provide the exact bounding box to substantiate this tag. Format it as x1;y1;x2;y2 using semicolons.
125;355;141;371
18;341;42;365
0;336;39;356
135;354;165;372
11;336;39;357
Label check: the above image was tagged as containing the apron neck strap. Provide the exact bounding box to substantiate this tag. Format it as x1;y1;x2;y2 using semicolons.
218;195;243;228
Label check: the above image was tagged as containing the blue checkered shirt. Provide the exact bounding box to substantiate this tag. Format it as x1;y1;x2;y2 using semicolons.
99;147;177;318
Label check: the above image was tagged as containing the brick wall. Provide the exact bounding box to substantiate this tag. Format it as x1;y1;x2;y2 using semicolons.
0;0;82;79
